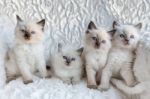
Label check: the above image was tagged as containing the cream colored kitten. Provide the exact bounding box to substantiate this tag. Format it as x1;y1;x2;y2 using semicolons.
111;32;150;99
5;15;48;84
98;21;142;91
82;21;112;89
51;44;83;84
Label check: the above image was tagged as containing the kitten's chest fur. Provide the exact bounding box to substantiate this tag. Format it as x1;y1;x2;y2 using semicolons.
14;44;43;68
108;48;134;73
85;49;108;70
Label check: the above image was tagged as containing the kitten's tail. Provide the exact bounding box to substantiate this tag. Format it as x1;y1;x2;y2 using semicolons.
111;78;146;95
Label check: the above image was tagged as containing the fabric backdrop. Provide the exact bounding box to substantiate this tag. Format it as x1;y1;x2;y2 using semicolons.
0;0;149;99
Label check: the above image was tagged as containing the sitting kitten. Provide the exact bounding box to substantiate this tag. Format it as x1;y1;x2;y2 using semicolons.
51;44;83;84
82;21;112;89
111;31;150;99
5;15;48;84
98;21;142;91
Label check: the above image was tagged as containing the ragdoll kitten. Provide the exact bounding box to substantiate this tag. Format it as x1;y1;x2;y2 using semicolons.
51;44;83;84
5;15;48;84
82;21;112;89
111;31;150;99
98;21;142;91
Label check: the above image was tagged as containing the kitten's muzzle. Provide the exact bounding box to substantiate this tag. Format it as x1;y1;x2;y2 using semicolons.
66;59;71;66
95;41;100;48
124;39;129;45
24;33;31;40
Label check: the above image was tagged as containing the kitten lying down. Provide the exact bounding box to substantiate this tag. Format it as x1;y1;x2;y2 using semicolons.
51;44;83;84
98;21;142;91
82;21;112;89
5;15;48;84
112;31;150;99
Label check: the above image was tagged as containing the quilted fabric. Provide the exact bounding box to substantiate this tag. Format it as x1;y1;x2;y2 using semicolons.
0;0;149;99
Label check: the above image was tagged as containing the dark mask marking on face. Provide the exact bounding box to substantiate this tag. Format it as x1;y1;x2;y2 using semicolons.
24;31;31;40
94;36;100;49
63;56;76;66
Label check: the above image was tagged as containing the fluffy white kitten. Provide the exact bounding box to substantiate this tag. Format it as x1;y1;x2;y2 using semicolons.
5;15;48;84
111;32;150;99
82;21;112;89
98;21;142;91
51;44;83;84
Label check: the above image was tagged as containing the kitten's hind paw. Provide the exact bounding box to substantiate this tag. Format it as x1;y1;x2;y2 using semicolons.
111;78;119;86
87;85;98;89
23;80;33;84
6;76;17;83
98;85;110;91
63;79;72;85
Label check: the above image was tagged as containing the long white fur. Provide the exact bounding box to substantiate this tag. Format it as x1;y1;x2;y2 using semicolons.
98;22;141;91
51;45;83;84
83;21;112;88
5;16;47;84
111;32;150;99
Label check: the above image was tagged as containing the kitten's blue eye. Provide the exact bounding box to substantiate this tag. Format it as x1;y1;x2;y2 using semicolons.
31;31;35;34
120;34;124;38
130;35;134;39
72;58;75;61
21;29;25;33
92;37;96;40
101;40;106;43
63;56;67;59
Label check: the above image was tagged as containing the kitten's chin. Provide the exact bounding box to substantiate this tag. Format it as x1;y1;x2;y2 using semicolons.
23;39;43;44
94;46;100;49
66;63;71;66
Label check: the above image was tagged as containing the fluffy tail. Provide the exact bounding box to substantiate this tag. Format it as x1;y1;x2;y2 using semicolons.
111;78;145;95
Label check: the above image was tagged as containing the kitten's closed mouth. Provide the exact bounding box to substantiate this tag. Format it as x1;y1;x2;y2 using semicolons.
66;62;71;66
66;63;70;66
124;41;130;45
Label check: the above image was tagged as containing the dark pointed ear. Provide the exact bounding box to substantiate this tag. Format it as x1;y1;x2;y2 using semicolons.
58;43;62;53
88;21;97;30
77;47;84;56
16;15;23;25
37;19;45;27
16;15;22;22
134;23;142;30
108;29;116;37
113;21;120;29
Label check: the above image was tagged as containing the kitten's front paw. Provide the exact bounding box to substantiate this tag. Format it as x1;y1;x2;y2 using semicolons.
72;80;80;85
41;73;48;78
23;80;33;84
98;85;109;91
6;76;17;83
111;78;119;86
63;80;72;85
87;85;98;89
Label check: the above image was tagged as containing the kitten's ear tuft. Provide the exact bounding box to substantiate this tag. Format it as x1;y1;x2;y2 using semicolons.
88;21;97;30
37;19;45;27
108;29;116;36
113;21;120;29
58;43;62;52
134;23;142;30
16;15;23;22
77;47;84;56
